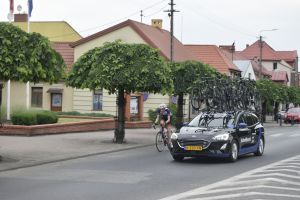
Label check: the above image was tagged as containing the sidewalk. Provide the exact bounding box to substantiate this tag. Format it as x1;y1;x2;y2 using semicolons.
0;128;155;172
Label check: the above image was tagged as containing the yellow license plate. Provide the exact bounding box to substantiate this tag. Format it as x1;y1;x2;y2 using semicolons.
185;146;203;151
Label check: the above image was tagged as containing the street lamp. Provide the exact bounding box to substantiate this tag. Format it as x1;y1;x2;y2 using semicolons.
258;29;278;79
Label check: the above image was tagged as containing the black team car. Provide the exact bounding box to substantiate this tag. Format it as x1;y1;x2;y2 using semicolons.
170;111;265;162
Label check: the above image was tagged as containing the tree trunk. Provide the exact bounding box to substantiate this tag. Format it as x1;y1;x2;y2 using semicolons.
114;89;125;143
274;101;279;121
176;93;184;130
262;101;267;123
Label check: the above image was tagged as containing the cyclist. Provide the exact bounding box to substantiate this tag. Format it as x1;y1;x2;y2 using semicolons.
155;103;172;145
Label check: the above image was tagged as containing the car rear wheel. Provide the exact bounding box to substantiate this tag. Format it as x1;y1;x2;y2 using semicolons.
172;155;184;162
228;140;238;162
254;138;264;156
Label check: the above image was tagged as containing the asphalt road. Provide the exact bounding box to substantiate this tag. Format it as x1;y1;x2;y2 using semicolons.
0;126;299;200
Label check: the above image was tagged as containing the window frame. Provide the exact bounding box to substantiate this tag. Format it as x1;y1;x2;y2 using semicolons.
31;87;43;108
93;89;103;111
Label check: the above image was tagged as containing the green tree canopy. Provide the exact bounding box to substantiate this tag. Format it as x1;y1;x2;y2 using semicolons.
0;22;65;83
171;60;218;129
67;40;172;143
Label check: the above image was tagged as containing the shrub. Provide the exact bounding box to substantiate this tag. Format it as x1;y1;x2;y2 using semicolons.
11;110;58;125
11;112;37;126
57;111;113;118
36;111;58;124
148;109;157;123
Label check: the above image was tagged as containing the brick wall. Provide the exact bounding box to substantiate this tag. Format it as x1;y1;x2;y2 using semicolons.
0;119;151;136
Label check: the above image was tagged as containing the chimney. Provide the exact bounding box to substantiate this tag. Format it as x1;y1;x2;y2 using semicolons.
151;19;162;29
14;13;28;22
246;44;249;48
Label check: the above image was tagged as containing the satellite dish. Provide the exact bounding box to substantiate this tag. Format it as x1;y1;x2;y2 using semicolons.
17;5;22;12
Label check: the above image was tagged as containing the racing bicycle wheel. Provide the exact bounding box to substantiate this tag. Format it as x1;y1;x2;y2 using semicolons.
156;131;166;152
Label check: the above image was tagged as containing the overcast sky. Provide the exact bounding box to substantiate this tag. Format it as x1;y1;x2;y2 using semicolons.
1;0;299;54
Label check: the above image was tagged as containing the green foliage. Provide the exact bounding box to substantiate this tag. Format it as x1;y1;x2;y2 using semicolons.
0;22;65;83
57;111;113;118
171;61;218;95
148;109;157;123
67;40;172;94
11;110;58;126
256;79;300;105
11;112;38;126
36;111;58;124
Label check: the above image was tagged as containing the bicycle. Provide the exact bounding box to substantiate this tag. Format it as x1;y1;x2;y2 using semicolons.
153;124;171;152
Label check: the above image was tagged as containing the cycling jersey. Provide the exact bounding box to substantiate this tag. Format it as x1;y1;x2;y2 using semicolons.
156;107;172;122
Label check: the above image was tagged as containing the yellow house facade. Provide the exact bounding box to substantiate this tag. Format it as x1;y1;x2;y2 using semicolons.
71;19;197;119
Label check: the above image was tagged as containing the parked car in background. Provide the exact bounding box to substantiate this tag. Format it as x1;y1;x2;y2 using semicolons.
277;110;287;121
284;107;300;123
170;111;265;162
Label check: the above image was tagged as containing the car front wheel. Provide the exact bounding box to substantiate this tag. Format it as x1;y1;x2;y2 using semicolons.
254;138;264;156
228;140;238;162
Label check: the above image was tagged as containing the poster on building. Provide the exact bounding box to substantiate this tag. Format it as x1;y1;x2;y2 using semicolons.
130;97;138;114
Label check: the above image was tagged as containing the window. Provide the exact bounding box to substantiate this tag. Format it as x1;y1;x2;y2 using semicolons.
273;62;277;70
31;87;43;107
93;89;103;111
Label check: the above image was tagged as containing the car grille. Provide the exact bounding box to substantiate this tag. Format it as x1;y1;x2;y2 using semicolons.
178;139;210;148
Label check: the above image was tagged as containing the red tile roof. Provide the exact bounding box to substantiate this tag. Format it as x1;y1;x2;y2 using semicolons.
239;40;280;61
185;45;240;75
71;19;197;62
276;50;298;62
271;71;289;82
52;42;74;72
250;60;272;77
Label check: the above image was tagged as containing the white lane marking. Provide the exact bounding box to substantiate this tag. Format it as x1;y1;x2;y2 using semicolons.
245;173;300;180
187;192;300;200
190;185;300;195
159;155;300;200
269;133;283;137
262;168;300;174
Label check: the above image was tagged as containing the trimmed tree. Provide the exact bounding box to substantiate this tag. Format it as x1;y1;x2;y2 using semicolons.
66;41;172;143
171;61;218;129
0;22;65;83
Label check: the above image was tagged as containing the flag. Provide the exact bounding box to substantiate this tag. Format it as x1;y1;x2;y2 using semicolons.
9;0;14;13
28;0;33;17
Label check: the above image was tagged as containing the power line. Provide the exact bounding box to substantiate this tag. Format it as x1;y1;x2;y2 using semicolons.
177;0;257;39
49;0;168;40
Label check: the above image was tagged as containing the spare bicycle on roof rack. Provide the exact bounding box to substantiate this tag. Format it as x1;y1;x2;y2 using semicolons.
166;77;265;162
190;77;262;116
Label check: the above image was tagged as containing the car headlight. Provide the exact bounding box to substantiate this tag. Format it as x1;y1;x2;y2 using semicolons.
212;133;229;141
171;133;178;140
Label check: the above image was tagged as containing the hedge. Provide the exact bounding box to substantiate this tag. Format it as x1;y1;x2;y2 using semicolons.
57;111;113;118
11;110;58;126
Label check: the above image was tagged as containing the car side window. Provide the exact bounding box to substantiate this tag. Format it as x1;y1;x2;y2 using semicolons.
244;114;254;126
238;115;245;124
251;114;258;125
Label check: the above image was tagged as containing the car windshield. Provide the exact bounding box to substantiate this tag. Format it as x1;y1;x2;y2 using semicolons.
188;113;235;128
288;108;300;113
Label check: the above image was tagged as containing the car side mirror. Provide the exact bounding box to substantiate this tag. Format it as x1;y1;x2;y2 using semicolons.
238;122;247;129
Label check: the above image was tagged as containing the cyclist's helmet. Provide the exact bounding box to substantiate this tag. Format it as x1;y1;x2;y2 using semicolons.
159;103;167;109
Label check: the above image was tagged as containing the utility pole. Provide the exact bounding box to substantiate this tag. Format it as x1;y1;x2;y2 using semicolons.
259;29;278;79
259;35;263;79
140;10;143;23
164;0;179;62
